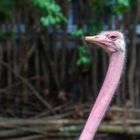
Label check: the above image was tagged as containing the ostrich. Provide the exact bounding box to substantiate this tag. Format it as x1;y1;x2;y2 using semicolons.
79;31;126;140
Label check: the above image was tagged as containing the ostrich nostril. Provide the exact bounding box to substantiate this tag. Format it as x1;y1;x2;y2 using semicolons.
94;36;99;38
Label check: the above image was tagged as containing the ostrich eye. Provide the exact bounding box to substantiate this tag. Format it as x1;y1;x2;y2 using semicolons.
110;35;117;40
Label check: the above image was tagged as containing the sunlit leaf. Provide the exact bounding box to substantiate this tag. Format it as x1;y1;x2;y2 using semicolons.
30;0;67;26
72;29;84;37
76;46;92;67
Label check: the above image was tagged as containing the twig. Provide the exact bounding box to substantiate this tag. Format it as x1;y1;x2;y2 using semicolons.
9;135;44;140
0;60;55;114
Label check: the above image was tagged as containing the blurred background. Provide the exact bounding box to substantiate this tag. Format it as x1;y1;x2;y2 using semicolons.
0;0;140;140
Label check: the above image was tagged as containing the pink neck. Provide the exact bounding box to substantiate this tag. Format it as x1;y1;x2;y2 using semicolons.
79;51;125;140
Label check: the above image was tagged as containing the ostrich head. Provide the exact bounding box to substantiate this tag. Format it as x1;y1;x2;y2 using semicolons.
85;31;125;54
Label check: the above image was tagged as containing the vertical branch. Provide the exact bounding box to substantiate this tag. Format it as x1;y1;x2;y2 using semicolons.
135;46;140;108
134;32;140;109
11;8;21;116
0;21;3;106
92;48;98;99
5;11;13;114
41;33;60;90
5;23;12;87
52;27;59;89
128;4;140;108
121;13;129;107
114;15;121;106
60;2;68;87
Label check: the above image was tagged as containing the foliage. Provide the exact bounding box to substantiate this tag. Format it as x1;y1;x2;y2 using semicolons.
91;0;131;15
105;0;131;15
0;0;68;41
0;0;13;42
88;21;103;35
71;28;92;70
31;0;67;26
76;46;92;68
0;0;13;22
87;0;132;34
71;29;84;37
0;32;13;42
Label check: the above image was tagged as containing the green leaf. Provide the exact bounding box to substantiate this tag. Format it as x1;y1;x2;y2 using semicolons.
72;29;84;37
30;0;67;26
41;17;50;26
49;15;56;24
112;0;131;15
76;46;92;66
118;0;130;6
0;31;13;42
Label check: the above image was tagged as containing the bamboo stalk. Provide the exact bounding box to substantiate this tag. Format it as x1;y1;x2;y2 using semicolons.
9;135;44;140
0;122;140;138
1;117;140;128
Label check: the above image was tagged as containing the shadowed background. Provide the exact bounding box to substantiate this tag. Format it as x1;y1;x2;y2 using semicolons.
0;0;140;140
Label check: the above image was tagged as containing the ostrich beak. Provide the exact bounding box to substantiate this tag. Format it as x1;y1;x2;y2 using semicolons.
84;35;116;53
85;35;101;43
84;35;106;48
85;36;95;42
